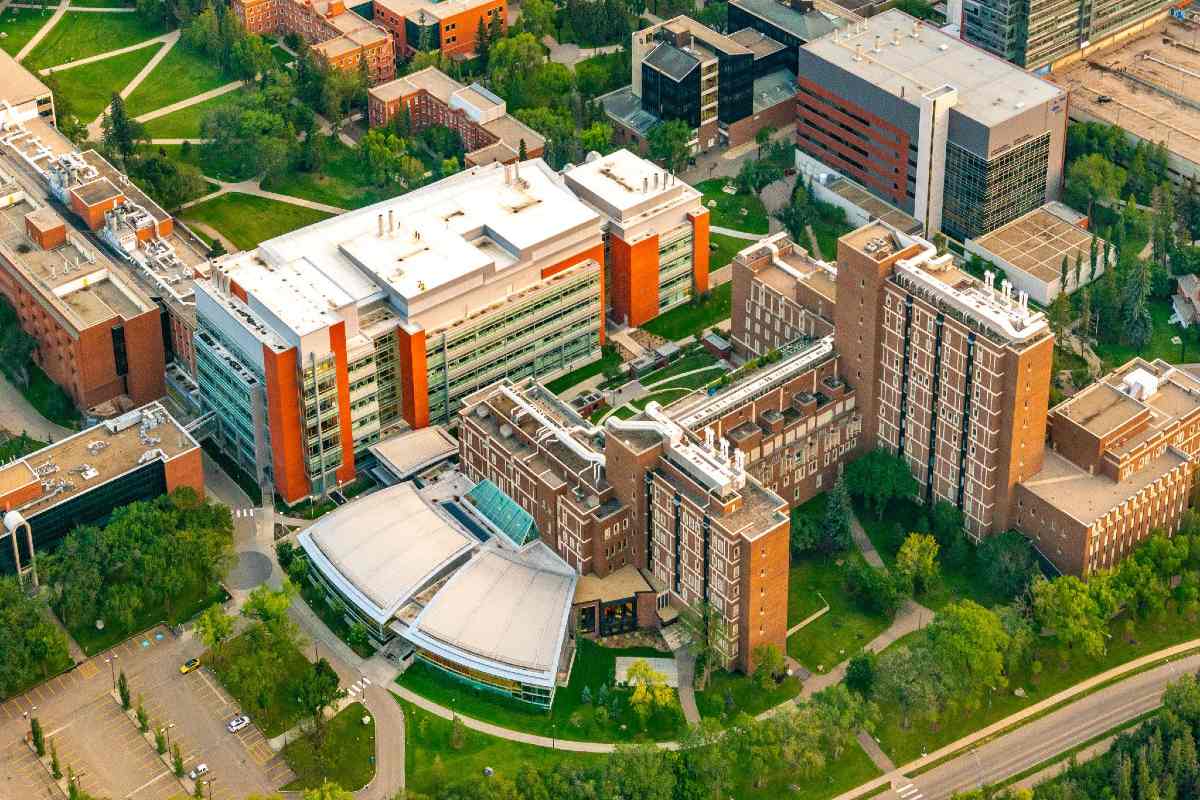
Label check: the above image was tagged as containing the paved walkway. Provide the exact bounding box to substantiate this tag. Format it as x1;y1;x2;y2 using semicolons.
148;137;211;144
41;31;167;74
674;649;701;725
8;2;135;8
858;730;896;773
785;600;829;637
182;220;236;253
134;80;244;123
851;511;887;569
0;371;75;441
711;225;767;240
14;0;67;61
182;177;347;215
117;29;177;100
543;34;622;66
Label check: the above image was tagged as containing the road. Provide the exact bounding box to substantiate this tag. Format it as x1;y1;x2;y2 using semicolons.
881;651;1200;800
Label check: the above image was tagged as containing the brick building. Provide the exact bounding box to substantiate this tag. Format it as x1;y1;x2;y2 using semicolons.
231;0;395;83
836;223;1054;538
0;403;203;581
729;232;836;359
457;380;789;672
373;0;504;59
367;67;544;165
1015;359;1200;576
563;149;709;328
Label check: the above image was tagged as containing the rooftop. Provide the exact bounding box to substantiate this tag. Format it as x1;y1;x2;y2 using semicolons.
374;0;498;22
573;563;653;605
600;86;661;137
735;232;838;303
803;9;1063;127
299;482;476;624
729;26;787;59
0;403;198;515
753;68;798;112
821;175;922;233
1046;20;1200;172
1021;448;1188;526
369;426;458;481
970;203;1108;285
644;42;701;81
0;49;50;107
731;0;842;41
562;149;700;221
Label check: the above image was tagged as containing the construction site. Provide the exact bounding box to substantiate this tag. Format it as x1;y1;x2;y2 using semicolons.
1049;14;1200;184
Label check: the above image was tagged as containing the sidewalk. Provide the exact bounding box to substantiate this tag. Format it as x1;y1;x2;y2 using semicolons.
135;80;244;124
14;0;66;62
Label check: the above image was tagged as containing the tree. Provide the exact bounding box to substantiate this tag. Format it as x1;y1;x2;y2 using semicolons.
346;623;371;653
846;651;877;695
487;32;545;106
736;156;784;195
1065;153;1126;213
773;188;817;243
844;559;906;619
50;738;61;779
605;743;676;800
790;512;819;557
977;530;1038;599
520;0;557;39
0;577;72;696
1122;257;1154;350
812;683;878;760
154;725;166;755
173;743;184;777
896;533;940;595
626;659;674;726
755;124;777;158
752;643;785;689
821;478;854;554
1031;574;1113;664
242;581;296;630
118;670;131;710
30;716;44;756
679;600;729;690
296;658;346;743
647;119;691;174
924;600;1010;713
449;715;466;750
136;695;149;732
101;93;146;167
676;719;735;799
1078;286;1093;338
302;783;355;800
1060;255;1069;295
844;448;918;519
195;603;234;665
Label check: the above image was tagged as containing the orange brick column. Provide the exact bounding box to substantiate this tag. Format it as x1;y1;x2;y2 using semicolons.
610;233;660;328
689;209;710;295
263;345;308;505
329;321;356;485
398;325;429;429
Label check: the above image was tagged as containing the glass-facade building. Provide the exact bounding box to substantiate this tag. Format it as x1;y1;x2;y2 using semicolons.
941;133;1051;241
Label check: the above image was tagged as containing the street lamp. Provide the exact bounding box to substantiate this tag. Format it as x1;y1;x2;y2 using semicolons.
105;654;118;689
206;776;217;800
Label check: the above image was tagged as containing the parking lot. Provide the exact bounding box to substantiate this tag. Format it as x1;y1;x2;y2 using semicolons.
0;625;291;800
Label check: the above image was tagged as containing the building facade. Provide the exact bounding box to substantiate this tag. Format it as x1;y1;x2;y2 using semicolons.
563;150;710;327
367;67;545;166
195;159;607;505
794;10;1067;241
231;0;395;83
373;0;504;59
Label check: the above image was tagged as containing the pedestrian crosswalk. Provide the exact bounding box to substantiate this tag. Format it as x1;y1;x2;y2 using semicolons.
895;782;924;799
234;508;257;518
348;676;372;696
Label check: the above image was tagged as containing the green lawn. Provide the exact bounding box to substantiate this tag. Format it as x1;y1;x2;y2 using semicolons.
787;551;892;674
51;43;161;123
270;44;294;69
396;696;605;796
544;346;621;395
694;669;802;722
0;434;47;462
26;10;165;70
0;6;55;57
813;215;855;261
20;361;81;428
642;281;732;342
69;581;227;656
261;141;407;210
697;179;769;234
710;232;746;269
396;638;685;742
124;41;230;118
144;92;237;141
1091;300;1185;371
281;702;375;791
209;630;312;737
638;349;719;387
181;193;332;251
760;741;881;800
69;0;136;7
873;601;1200;765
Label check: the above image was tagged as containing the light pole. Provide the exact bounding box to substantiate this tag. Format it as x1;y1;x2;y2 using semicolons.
160;722;175;751
105;654;118;690
207;776;216;800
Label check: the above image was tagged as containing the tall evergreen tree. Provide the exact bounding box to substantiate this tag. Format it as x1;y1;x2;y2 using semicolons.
1060;255;1069;295
100;94;143;167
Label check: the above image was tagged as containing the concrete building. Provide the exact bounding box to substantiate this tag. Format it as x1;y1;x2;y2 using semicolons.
1015;359;1200;575
836;223;1054;538
562;149;710;327
727;0;843;71
373;0;504;59
0;403;203;581
729;232;837;358
960;0;1178;71
298;476;577;707
0;51;54;128
367;67;544;166
965;202;1113;305
795;10;1067;240
457;380;789;672
604;15;806;153
195;159;607;505
231;0;395;83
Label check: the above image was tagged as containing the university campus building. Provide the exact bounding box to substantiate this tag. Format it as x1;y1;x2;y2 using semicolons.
372;0;505;59
794;10;1067;241
231;0;395;83
0;403;203;583
457;380;790;672
366;67;545;166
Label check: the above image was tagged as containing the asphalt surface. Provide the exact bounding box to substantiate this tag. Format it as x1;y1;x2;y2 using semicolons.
884;652;1200;800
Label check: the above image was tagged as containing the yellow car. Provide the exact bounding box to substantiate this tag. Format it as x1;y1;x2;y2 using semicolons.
179;658;201;675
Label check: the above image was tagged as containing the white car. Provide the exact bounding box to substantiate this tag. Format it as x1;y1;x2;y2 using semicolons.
188;764;209;781
226;715;250;733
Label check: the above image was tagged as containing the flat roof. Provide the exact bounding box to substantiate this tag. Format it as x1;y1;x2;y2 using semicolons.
822;176;922;233
644;42;700;81
411;546;576;675
574;563;652;604
1047;20;1200;171
299;483;475;623
369;426;458;480
217;159;598;337
600;86;661;137
374;0;496;22
732;0;841;41
563;149;698;218
803;9;1063;127
730;26;786;59
0;49;50;106
1021;448;1188;526
0;403;198;515
753;68;797;113
971;204;1107;284
1057;382;1145;438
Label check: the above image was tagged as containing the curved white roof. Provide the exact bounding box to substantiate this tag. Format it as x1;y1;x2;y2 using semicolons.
298;483;474;624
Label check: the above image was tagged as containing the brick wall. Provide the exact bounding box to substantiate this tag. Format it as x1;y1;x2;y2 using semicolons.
163;447;206;496
738;517;789;673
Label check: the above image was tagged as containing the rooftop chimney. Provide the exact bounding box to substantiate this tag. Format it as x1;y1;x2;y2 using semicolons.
643;176;649;193
388;208;394;234
377;214;384;238
873;34;881;52
653;173;659;189
854;43;864;61
892;27;900;45
912;20;921;37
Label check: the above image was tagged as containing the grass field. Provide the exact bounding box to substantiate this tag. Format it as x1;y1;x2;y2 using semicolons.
813;216;854;260
397;639;684;743
697;179;770;234
642;281;732;342
69;0;137;7
694;669;802;722
544;347;621;395
711;232;747;269
142;92;232;138
261;141;407;210
0;6;54;56
181;193;332;251
397;696;605;796
281;703;375;791
51;43;161;122
124;41;230;117
1092;300;1184;371
26;10;165;70
638;348;719;387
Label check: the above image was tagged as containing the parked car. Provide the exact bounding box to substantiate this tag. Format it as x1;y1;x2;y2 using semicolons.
179;658;201;675
188;763;209;780
226;715;250;733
